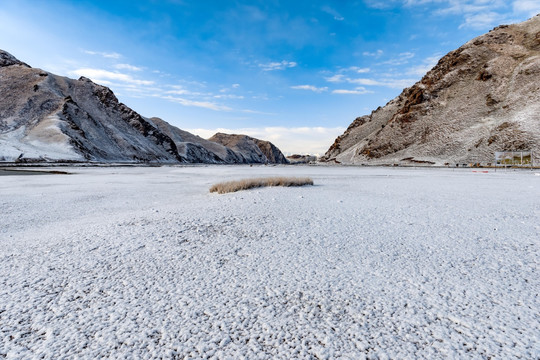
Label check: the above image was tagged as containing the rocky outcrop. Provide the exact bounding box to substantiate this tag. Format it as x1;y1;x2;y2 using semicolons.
148;117;245;164
208;133;289;164
322;14;540;165
251;138;289;164
0;50;30;68
0;50;289;164
0;58;182;163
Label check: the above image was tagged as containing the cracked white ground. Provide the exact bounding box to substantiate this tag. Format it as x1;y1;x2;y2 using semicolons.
1;165;539;359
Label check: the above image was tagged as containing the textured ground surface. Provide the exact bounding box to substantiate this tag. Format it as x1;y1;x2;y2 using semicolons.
1;165;539;359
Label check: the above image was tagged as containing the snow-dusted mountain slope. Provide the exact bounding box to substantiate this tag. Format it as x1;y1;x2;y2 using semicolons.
322;14;540;165
0;50;288;164
148;117;246;164
0;57;181;163
209;132;289;164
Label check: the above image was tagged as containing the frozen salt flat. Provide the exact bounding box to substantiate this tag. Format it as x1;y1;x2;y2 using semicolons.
0;165;539;359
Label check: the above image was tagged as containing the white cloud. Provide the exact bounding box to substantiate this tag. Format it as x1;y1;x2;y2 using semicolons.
458;11;502;29
332;87;373;95
325;70;416;89
325;67;371;83
364;0;538;30
290;85;328;93
219;83;242;93
363;0;395;9
186;126;347;155
347;77;417;89
347;78;380;86
513;0;540;17
114;63;143;71
350;67;371;73
166;88;192;95
325;74;346;83
383;52;415;65
363;49;384;57
213;94;245;99
322;6;345;21
70;68;154;86
259;60;298;71
407;53;442;76
83;50;121;59
160;96;232;111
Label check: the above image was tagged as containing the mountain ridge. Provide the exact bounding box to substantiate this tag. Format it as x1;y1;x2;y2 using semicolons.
209;133;289;164
322;14;540;166
0;50;287;164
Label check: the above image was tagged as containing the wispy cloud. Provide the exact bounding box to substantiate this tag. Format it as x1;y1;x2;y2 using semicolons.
114;63;143;71
83;50;122;59
458;11;503;29
407;53;442;76
219;83;242;93
321;6;345;21
365;0;539;30
69;66;253;112
160;95;232;111
290;85;328;92
363;49;384;57
382;52;415;65
325;67;370;83
259;60;298;71
213;94;245;99
513;0;540;17
325;74;346;83
347;78;381;86
349;67;371;73
332;87;373;95
324;72;416;89
349;77;417;88
70;68;154;86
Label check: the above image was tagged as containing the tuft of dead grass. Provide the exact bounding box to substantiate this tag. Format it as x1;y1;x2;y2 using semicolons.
210;176;314;194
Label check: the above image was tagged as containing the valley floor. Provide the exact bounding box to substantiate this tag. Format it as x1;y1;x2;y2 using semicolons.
1;165;539;359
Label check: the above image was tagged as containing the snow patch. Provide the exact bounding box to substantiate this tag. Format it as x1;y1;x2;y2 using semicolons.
0;115;83;161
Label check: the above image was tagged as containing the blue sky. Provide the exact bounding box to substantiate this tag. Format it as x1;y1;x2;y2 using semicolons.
1;1;539;154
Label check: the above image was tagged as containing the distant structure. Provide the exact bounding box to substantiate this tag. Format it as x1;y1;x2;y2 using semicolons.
495;151;533;167
286;154;318;164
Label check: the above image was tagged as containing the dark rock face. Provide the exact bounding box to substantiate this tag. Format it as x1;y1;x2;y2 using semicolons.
252;139;290;164
209;133;289;164
208;133;267;163
0;60;182;163
322;14;540;165
0;50;30;68
0;50;289;164
149;117;245;164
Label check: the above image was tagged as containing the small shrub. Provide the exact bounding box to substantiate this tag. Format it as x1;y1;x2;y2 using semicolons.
210;176;314;194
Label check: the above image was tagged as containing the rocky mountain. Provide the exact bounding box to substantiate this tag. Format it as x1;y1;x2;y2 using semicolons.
209;133;289;164
0;50;287;164
322;14;540;166
148;117;245;164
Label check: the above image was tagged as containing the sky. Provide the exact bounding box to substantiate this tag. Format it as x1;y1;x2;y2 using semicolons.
1;1;539;155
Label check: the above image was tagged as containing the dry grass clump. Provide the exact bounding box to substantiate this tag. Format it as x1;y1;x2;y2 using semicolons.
210;176;314;194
